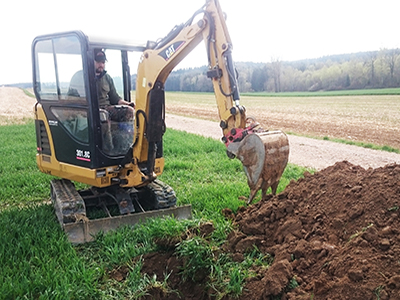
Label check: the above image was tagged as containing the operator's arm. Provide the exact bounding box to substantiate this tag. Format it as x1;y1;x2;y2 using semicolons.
118;99;135;108
105;74;135;107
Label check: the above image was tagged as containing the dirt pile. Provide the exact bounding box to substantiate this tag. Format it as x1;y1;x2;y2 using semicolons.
230;161;400;299
137;161;400;299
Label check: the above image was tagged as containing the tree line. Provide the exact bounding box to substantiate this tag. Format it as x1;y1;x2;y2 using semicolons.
163;48;400;93
11;48;398;94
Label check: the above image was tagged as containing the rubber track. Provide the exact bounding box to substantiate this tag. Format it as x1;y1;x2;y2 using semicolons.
145;179;177;209
51;179;86;224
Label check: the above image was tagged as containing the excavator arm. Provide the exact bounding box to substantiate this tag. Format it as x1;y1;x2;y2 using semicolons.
120;0;249;187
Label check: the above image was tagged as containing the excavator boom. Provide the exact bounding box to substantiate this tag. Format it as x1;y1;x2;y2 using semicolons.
122;0;248;188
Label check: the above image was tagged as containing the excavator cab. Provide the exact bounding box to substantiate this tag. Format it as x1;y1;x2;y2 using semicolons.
32;31;144;171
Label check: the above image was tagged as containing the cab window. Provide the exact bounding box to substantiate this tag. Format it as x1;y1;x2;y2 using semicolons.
34;34;89;144
34;35;86;102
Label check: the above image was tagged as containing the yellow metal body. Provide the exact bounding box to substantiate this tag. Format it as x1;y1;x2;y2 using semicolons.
34;0;246;190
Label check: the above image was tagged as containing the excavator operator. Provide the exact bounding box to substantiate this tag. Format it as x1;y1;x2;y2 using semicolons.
94;49;135;154
95;49;135;112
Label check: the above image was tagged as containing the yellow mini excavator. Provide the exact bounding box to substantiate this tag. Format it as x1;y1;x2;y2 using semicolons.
32;0;289;243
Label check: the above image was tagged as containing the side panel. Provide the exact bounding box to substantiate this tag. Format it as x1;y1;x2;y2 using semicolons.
34;103;118;187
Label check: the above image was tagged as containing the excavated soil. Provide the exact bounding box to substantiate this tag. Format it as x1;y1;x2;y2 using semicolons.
232;161;400;299
135;161;400;299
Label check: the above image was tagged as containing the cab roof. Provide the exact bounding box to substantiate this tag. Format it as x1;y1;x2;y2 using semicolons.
34;30;148;52
85;31;147;52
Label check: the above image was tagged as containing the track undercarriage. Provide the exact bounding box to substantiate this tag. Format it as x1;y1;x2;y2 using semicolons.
50;179;192;243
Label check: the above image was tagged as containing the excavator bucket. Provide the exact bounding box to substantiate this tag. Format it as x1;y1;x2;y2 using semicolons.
227;131;289;203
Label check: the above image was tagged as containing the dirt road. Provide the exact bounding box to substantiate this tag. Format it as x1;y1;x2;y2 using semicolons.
165;113;400;170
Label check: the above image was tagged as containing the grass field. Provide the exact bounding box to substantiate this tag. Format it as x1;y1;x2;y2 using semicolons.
0;121;309;299
1;88;398;298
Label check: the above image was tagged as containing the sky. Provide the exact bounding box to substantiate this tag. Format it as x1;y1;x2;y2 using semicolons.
1;0;399;85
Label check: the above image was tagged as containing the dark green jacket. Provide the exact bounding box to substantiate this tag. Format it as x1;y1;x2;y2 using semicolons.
96;71;121;107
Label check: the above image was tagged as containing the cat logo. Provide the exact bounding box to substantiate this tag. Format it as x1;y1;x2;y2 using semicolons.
159;41;185;61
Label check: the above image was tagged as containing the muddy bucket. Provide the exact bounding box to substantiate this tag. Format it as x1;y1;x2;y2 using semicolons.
227;131;289;203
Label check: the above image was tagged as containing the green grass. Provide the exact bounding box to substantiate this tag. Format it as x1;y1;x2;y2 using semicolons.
0;205;101;299
321;136;400;153
23;88;35;98
0;122;309;299
242;87;400;97
0;121;53;206
282;133;400;154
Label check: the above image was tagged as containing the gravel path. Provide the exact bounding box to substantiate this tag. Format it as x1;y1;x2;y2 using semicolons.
165;113;400;170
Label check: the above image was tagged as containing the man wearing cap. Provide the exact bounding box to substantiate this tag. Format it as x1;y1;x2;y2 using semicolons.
94;49;135;109
95;49;135;154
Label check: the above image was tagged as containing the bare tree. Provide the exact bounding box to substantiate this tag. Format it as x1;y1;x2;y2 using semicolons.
270;57;282;93
382;48;400;86
364;52;377;87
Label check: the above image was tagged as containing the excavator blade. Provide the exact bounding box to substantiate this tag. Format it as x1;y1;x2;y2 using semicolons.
227;131;290;201
63;205;192;244
51;179;192;244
